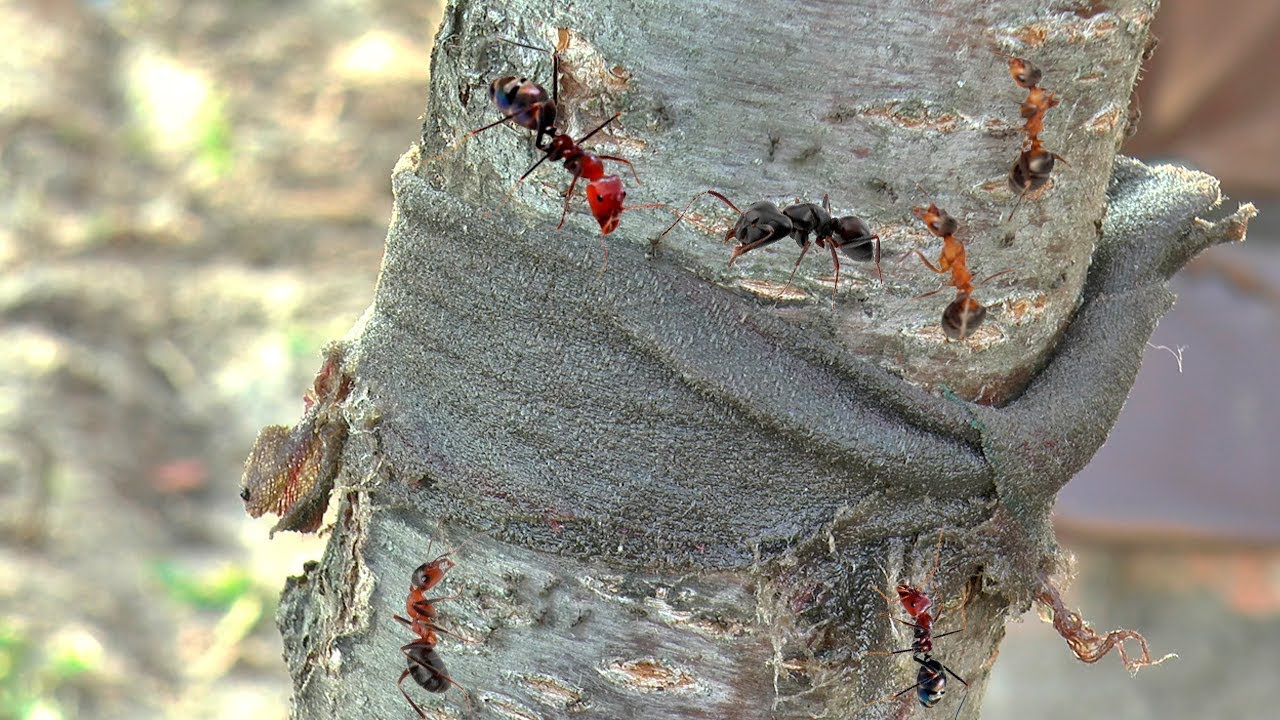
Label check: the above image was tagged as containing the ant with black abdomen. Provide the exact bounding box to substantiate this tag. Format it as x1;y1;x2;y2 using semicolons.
911;203;1011;340
394;531;470;717
864;531;971;717
659;190;882;299
1007;56;1067;218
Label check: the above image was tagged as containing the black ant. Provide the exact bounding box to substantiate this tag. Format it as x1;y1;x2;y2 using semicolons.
659;190;881;298
394;534;468;717
441;35;662;257
1007;57;1067;217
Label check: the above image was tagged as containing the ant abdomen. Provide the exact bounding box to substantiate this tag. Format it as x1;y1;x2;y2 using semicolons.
942;295;987;340
488;77;555;132
405;645;452;693
830;216;879;261
1009;148;1058;194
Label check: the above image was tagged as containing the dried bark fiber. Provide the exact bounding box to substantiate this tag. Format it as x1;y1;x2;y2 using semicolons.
271;1;1255;718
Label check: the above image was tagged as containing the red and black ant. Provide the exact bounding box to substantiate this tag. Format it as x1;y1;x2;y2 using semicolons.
394;534;468;717
912;203;1010;340
1007;57;1067;215
866;532;970;716
659;190;881;298
443;36;662;259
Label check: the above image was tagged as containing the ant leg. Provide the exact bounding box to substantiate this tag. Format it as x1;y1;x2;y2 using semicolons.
860;676;930;711
780;240;814;297
913;248;946;274
555;174;583;230
658;190;743;240
427;109;532;164
914;284;948;300
401;642;468;693
397;667;430;719
574;112;621;145
486;152;555;217
826;240;842;299
596;155;642;184
919;530;945;592
977;268;1015;287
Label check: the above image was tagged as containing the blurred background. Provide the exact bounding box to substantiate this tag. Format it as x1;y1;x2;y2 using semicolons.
0;1;1274;718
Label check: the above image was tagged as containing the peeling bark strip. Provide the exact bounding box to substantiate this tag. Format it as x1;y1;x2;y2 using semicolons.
240;342;352;535
1037;575;1176;674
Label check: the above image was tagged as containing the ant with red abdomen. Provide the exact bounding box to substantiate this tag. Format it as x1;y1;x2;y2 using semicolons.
659;190;881;299
438;34;664;261
394;532;469;717
1007;57;1067;218
911;203;1010;339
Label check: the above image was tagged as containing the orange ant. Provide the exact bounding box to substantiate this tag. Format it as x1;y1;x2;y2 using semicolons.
394;532;470;716
659;190;881;299
1007;57;1067;217
911;203;1010;339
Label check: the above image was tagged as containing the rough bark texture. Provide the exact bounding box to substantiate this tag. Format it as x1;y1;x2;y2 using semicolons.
265;1;1255;718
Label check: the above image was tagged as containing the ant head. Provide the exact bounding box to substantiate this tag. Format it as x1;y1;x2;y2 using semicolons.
1008;57;1042;89
736;201;790;246
942;294;987;340
586;175;625;235
913;204;957;237
411;555;457;589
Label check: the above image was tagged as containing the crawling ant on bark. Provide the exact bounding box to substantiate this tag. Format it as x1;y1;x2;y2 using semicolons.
1007;57;1067;217
659;190;881;298
439;34;662;265
865;531;970;716
912;204;1010;339
394;532;469;716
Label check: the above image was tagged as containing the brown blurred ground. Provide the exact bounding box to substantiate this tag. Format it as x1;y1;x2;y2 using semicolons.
0;1;1275;719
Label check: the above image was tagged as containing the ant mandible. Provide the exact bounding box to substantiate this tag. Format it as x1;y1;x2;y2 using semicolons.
911;203;1010;340
445;35;662;250
1007;57;1067;215
659;190;881;299
394;535;467;717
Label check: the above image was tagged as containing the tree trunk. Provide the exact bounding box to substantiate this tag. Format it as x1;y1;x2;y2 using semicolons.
259;1;1254;718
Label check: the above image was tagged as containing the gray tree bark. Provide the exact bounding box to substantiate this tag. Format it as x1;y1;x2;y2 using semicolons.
262;1;1255;718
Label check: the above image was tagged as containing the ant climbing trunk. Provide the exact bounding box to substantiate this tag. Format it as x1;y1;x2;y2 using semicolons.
258;1;1253;719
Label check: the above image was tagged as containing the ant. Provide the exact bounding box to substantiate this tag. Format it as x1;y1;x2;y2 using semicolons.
444;36;662;259
394;533;468;717
1007;57;1067;216
865;531;970;716
911;203;1010;340
659;190;881;298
